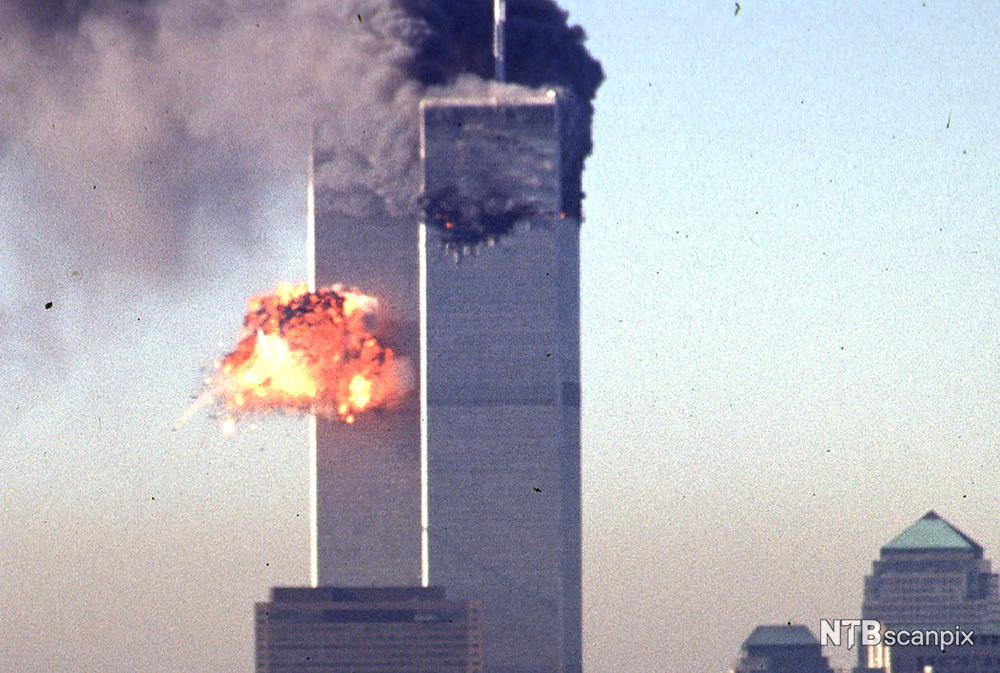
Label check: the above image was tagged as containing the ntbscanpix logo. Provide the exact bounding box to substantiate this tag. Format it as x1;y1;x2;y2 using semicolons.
819;620;974;652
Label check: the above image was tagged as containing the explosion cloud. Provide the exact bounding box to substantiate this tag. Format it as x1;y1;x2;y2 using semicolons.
207;283;411;425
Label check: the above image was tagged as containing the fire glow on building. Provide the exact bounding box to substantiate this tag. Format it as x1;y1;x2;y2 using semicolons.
199;2;601;672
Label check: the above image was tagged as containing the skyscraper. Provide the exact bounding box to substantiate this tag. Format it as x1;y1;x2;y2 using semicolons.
287;3;596;669
861;511;1000;630
308;148;422;587
420;87;582;673
307;83;582;673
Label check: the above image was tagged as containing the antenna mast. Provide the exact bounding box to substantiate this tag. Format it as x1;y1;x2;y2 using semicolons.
493;0;506;82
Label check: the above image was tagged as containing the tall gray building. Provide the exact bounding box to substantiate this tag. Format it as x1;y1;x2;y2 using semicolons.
306;86;583;672
308;149;422;587
420;88;582;673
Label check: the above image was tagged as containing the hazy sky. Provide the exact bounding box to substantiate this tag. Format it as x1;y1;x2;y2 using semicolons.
3;1;1000;672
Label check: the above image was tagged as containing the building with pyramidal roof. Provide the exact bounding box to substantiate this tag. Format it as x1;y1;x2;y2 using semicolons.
855;511;1000;673
861;511;1000;631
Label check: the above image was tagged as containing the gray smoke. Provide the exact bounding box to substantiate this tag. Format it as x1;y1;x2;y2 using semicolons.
1;0;433;281
1;0;600;280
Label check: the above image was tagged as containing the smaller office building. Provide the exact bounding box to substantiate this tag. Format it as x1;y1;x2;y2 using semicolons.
733;624;835;673
255;586;481;673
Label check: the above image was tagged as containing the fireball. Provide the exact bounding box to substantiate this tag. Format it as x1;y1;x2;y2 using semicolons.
205;282;410;425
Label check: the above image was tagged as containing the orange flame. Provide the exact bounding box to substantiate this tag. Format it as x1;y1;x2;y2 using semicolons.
208;282;410;423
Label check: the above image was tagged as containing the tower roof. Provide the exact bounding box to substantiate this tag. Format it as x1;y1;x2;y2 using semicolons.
882;511;982;552
743;624;819;648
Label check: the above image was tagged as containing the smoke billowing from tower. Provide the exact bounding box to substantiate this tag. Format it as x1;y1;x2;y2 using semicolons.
2;0;601;280
1;0;601;394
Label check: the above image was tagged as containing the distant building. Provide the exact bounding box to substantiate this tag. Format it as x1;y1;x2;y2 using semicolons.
862;511;1000;629
856;511;1000;673
255;586;481;673
887;623;1000;673
733;624;835;673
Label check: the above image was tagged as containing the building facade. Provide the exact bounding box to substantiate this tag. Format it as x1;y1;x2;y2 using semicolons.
309;142;422;587
420;89;582;673
256;586;481;673
887;624;1000;673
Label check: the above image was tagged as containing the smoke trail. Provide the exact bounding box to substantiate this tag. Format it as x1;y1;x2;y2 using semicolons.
1;0;428;280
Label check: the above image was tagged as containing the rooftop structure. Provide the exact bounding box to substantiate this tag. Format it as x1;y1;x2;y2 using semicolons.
883;511;983;553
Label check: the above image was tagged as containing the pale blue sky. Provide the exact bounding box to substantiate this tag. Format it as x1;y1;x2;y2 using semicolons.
574;1;1000;670
2;1;1000;672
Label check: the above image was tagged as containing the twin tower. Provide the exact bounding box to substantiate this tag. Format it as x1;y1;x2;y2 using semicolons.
305;88;581;673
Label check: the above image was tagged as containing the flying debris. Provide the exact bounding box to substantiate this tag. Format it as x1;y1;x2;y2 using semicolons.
187;283;412;430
